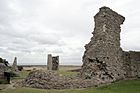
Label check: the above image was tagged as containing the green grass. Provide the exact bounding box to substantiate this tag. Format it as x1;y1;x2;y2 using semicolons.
11;70;30;80
0;79;140;93
57;70;78;75
19;70;30;79
11;67;78;80
57;66;80;75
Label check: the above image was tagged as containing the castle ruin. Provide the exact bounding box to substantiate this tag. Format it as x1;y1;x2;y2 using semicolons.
0;58;10;84
12;57;19;72
81;7;140;83
19;6;140;89
47;54;59;70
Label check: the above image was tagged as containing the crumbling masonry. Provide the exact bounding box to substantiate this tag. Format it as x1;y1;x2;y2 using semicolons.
0;58;10;84
47;54;59;70
81;7;140;83
12;57;19;72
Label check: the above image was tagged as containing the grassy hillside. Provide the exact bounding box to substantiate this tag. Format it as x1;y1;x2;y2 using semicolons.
0;79;140;93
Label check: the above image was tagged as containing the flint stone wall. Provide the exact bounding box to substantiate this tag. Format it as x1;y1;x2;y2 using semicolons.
81;6;140;83
123;51;140;78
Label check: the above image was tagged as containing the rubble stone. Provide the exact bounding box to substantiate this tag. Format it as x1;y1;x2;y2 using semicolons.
20;70;101;89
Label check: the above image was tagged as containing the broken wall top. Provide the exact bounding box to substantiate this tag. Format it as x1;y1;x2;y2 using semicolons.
94;7;125;25
86;7;125;51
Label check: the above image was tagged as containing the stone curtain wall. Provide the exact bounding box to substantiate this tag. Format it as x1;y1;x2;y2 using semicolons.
81;6;140;83
123;51;140;78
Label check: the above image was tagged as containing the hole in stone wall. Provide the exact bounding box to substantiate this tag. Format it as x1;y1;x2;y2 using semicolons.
96;58;100;63
85;76;91;79
96;58;103;64
103;15;106;17
88;58;94;62
93;73;97;75
101;77;105;80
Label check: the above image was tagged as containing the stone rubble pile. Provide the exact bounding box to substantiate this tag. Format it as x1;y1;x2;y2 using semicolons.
20;70;106;89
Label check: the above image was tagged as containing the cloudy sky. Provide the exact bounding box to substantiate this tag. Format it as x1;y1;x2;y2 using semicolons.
0;0;140;65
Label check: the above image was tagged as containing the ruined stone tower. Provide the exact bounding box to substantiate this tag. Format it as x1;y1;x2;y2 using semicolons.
47;54;59;70
52;56;59;70
12;57;19;72
81;7;126;82
47;54;52;70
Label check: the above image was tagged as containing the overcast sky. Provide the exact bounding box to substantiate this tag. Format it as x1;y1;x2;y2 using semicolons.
0;0;140;65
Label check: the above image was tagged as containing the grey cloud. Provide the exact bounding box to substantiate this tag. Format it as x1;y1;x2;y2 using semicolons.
29;33;65;46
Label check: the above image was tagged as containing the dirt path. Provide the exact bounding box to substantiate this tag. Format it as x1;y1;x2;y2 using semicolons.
2;83;15;90
0;80;16;91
